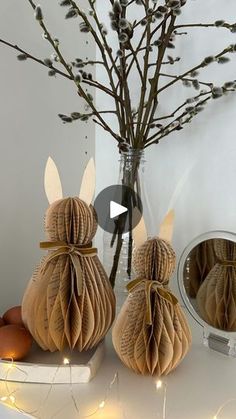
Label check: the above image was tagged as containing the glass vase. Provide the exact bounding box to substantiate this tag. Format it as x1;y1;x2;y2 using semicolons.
103;149;155;310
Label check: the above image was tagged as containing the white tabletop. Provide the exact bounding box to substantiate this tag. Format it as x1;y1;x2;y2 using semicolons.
0;312;236;419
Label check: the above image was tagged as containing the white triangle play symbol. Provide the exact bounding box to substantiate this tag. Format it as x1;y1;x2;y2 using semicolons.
110;201;128;219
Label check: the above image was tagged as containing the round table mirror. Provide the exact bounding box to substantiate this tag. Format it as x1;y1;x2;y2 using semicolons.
178;231;236;345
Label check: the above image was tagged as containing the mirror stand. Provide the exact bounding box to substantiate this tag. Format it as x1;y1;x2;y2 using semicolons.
203;329;236;357
178;230;236;358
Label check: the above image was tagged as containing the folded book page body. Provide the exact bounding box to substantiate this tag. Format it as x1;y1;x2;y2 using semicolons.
22;158;115;352
197;239;236;331
113;235;191;376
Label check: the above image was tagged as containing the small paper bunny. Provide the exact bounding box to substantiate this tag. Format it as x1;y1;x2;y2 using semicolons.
112;211;191;376
22;157;115;352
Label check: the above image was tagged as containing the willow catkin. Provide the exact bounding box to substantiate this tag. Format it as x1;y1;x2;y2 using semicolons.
113;237;191;376
197;239;236;331
22;197;115;352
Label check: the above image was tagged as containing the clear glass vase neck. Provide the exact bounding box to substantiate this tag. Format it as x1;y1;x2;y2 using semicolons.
119;149;145;163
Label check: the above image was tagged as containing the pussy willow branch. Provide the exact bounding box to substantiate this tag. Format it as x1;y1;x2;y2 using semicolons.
87;0;125;137
27;0;119;141
150;11;172;39
174;22;236;30
145;95;212;147
133;3;159;29
125;2;162;80
156;46;232;97
68;0;124;138
68;0;120;80
159;72;212;87
0;38;119;104
141;14;176;141
128;43;144;84
119;5;135;144
82;79;120;100
144;19;170;140
148;91;210;143
0;38;72;80
152;91;210;122
129;89;211;125
82;60;105;66
135;1;152;145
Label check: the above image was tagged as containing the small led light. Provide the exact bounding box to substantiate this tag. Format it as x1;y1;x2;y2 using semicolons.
213;416;217;419
0;396;8;402
63;358;70;365
9;396;15;404
156;380;163;390
99;400;105;409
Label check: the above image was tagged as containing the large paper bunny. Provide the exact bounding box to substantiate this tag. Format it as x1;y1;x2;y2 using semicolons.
112;212;191;376
22;157;115;352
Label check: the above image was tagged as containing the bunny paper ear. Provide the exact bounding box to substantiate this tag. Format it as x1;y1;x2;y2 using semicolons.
79;158;96;206
159;209;175;243
133;212;148;249
44;157;63;204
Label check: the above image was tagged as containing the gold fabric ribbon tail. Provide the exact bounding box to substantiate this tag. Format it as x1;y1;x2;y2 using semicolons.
216;258;236;267
40;241;97;296
127;278;178;326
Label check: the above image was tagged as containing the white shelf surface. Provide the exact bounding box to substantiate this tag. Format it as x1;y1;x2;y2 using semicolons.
1;311;236;418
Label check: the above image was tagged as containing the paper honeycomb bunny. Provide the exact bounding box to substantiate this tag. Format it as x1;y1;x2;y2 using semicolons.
22;157;115;352
112;211;191;376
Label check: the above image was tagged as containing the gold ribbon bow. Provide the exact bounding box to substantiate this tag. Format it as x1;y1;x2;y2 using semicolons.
127;278;178;326
40;241;97;296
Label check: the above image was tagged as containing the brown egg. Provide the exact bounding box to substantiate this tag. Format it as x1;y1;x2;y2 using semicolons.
3;306;24;327
0;317;5;328
0;325;32;361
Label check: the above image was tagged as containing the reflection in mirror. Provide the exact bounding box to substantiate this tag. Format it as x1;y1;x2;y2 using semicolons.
184;238;236;332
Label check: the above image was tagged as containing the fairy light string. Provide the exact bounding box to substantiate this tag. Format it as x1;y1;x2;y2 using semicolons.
0;356;120;418
1;358;236;418
156;380;167;419
213;398;236;419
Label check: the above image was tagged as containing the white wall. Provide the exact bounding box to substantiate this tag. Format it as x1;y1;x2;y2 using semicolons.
0;1;95;311
95;0;236;278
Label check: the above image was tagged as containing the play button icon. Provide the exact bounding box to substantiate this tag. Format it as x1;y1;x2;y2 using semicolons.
110;201;128;219
94;184;143;234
